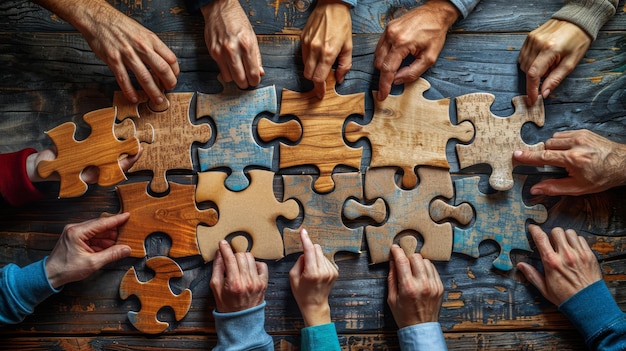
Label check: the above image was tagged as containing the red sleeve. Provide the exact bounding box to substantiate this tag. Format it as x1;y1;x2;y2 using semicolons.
0;148;45;206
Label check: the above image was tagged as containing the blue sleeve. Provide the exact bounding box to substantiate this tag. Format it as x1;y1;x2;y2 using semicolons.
447;0;481;18
184;0;214;13
301;323;341;351
341;0;357;7
0;257;60;325
397;322;448;351
558;280;626;351
212;301;273;351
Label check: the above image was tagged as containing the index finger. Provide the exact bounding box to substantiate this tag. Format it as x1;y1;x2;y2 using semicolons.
84;213;131;238
218;240;239;276
390;245;412;285
300;228;317;268
513;149;568;168
528;224;556;260
375;48;405;101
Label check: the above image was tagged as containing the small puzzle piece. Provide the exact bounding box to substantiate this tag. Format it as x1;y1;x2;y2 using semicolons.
114;92;212;193
258;73;364;193
119;256;192;334
363;167;472;264
195;170;299;262
114;118;155;144
37;107;139;198
452;175;548;271
345;78;474;188
455;93;545;191
196;79;277;191
283;172;385;262
115;181;218;258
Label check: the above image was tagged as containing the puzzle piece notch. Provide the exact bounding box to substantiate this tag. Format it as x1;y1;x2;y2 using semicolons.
119;256;192;334
196;170;299;262
282;172;380;262
258;73;365;193
114;92;212;193
37;107;140;198
196;81;277;191
452;175;548;271
430;199;473;226
345;78;474;189
114;118;155;144
115;181;217;258
364;167;459;264
455;93;545;191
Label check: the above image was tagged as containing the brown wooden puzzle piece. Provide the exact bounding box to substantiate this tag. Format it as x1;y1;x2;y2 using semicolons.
363;167;473;264
195;170;300;262
257;73;365;193
115;181;217;258
345;78;474;188
455;93;545;191
113;92;212;193
37;107;139;198
119;256;192;334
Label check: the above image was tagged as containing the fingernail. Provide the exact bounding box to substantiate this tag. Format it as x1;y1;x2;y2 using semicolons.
513;150;523;157
393;78;403;85
301;228;309;237
542;89;550;98
156;96;164;105
121;246;131;256
531;188;543;195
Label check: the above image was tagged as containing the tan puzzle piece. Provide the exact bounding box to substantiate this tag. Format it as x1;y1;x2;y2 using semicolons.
455;93;545;191
345;78;474;188
37;107;139;198
119;256;192;334
364;167;472;263
257;73;364;193
115;181;217;258
114;92;212;193
195;170;300;262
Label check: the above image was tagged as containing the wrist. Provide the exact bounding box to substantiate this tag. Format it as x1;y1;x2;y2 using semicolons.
424;0;461;28
45;257;64;289
301;303;331;327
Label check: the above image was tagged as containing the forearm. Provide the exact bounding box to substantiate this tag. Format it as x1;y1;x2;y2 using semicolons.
32;0;115;36
551;0;618;40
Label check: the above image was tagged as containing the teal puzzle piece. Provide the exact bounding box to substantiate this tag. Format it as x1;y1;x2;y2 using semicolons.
196;80;277;191
452;175;548;271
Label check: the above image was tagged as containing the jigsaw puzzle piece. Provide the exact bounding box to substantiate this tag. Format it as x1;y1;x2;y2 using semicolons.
196;80;277;191
282;172;377;262
430;199;473;225
115;181;217;258
258;73;364;193
363;167;457;264
113;91;149;120
345;78;474;188
114;118;155;144
452;175;548;271
119;256;192;334
455;93;545;191
195;170;299;262
37;107;140;198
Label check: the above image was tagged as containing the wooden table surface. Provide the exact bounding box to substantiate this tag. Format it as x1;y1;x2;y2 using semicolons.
1;0;625;349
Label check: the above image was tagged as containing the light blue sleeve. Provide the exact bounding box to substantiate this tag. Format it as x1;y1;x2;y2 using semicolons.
212;301;274;351
397;322;448;351
341;0;357;7
301;323;341;351
447;0;481;18
0;257;60;325
559;280;626;351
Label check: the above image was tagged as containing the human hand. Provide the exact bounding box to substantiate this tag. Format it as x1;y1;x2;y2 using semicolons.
45;213;132;289
513;129;626;196
519;19;591;106
288;228;338;327
517;225;602;306
35;0;180;105
210;240;268;313
27;147;143;184
387;245;443;328
301;0;352;99
201;0;264;89
374;0;459;101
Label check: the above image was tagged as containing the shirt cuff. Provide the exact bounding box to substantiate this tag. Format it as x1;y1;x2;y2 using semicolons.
0;148;45;206
551;0;617;40
447;0;481;19
301;323;341;350
213;301;273;351
397;322;447;351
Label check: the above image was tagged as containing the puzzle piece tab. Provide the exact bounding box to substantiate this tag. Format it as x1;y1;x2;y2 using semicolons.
115;181;218;258
196;80;277;191
114;92;212;193
345;78;474;188
37;107;139;198
283;172;384;262
258;73;364;193
455;93;545;191
364;167;472;264
119;256;192;334
452;175;548;271
195;170;299;262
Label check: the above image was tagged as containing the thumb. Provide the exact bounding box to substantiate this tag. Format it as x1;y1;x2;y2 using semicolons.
289;255;305;286
540;63;571;100
530;177;584;196
517;262;549;299
387;259;398;300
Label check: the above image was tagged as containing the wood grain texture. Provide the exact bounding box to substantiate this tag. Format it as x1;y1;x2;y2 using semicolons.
37;107;139;197
120;256;192;334
345;77;474;188
195;170;299;262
